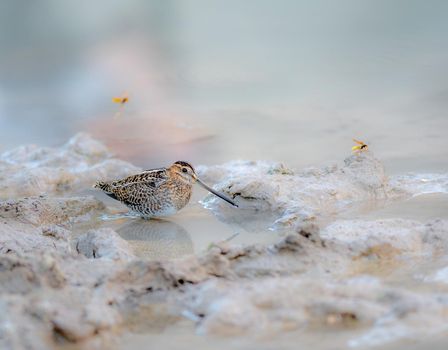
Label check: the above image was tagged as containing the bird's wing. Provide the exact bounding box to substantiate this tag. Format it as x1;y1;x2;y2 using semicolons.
111;168;169;190
107;168;169;205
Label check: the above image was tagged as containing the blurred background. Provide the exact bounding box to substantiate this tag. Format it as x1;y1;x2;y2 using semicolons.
0;0;447;173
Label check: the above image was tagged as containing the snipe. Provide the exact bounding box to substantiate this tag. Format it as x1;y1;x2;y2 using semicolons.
94;161;237;218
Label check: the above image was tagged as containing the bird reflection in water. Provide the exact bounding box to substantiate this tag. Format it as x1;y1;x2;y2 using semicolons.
116;219;193;260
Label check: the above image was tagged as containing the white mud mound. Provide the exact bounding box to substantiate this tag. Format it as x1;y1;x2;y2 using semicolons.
0;133;140;198
198;152;448;228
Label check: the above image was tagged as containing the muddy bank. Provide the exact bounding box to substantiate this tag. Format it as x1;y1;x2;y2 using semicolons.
198;154;448;228
1;134;448;349
0;133;140;198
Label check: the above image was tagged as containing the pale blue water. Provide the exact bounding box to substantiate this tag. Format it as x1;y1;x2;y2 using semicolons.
0;1;447;174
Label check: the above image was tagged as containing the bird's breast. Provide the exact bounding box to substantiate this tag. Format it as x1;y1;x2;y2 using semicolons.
169;181;193;211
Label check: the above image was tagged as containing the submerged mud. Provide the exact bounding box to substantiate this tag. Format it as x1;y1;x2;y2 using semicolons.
0;134;448;349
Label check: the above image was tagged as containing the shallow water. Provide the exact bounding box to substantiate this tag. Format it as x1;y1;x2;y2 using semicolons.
73;189;282;261
1;1;448;349
0;1;447;173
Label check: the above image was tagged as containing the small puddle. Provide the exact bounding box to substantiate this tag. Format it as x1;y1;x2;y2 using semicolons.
73;188;282;261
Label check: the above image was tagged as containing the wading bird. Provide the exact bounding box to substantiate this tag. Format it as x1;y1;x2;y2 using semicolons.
94;161;237;218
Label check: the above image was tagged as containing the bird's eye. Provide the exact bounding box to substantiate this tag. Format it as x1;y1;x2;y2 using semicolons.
182;168;188;173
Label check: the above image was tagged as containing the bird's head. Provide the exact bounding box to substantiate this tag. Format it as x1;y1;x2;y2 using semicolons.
170;161;197;184
169;161;238;207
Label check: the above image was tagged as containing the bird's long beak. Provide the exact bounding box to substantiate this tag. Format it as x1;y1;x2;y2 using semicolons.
196;177;238;207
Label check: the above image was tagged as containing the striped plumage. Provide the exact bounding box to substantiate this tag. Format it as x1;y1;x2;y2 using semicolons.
94;161;237;218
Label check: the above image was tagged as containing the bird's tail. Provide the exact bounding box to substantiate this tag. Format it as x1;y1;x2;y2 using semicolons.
93;181;113;193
